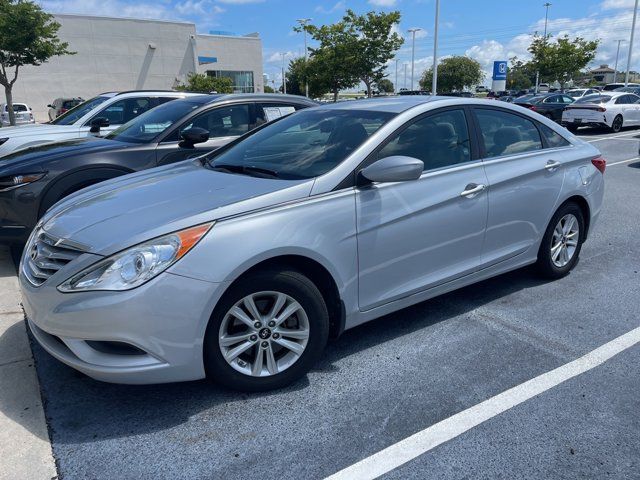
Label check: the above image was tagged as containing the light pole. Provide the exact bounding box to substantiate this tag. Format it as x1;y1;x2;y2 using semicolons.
625;0;639;86
614;39;625;83
408;28;422;91
535;2;552;93
404;63;408;89
395;59;399;93
297;18;312;97
432;0;440;94
281;52;287;94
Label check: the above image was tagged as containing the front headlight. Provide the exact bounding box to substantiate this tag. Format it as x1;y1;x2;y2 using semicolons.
0;172;46;192
58;222;213;292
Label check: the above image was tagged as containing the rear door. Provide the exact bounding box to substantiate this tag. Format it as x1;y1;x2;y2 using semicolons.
473;107;566;267
155;103;253;166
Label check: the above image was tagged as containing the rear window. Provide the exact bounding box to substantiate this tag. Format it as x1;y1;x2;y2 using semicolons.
575;95;611;104
6;104;28;112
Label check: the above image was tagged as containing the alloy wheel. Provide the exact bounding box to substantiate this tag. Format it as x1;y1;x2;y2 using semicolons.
218;291;310;377
551;213;580;268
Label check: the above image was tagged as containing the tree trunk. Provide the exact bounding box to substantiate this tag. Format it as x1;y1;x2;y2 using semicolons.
333;88;339;102
4;86;15;126
365;80;372;98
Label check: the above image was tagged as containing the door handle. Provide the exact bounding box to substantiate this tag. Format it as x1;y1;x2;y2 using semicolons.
460;183;487;198
545;160;561;171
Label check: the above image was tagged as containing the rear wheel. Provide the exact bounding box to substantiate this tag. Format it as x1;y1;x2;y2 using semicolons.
535;202;585;279
610;115;623;133
566;125;579;133
203;269;329;391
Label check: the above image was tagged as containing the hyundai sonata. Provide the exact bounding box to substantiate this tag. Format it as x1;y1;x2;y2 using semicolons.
20;97;605;391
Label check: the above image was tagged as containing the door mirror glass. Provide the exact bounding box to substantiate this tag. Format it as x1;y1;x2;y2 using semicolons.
180;127;210;148
89;117;110;133
360;156;424;183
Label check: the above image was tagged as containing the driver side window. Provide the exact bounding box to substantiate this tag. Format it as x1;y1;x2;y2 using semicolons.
177;104;250;140
91;97;153;125
376;109;472;171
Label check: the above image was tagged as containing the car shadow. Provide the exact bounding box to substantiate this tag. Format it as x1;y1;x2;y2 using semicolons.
0;265;556;446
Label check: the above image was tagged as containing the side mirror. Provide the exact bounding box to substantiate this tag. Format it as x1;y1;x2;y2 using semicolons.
360;156;424;184
89;117;110;133
47;104;53;108
179;127;210;148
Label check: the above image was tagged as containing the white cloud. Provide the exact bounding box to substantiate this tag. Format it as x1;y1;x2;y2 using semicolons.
369;0;398;6
315;1;345;14
602;0;636;9
217;0;264;4
267;51;296;63
175;0;224;16
39;0;172;19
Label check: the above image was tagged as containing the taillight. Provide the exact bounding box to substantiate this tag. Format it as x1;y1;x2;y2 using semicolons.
528;105;537;111
597;107;606;112
591;156;606;174
59;108;67;114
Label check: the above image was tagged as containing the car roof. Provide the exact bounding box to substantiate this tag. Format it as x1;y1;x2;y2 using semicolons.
167;93;318;107
314;95;443;113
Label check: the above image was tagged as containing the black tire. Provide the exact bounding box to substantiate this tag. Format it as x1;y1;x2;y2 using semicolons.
203;269;329;392
610;115;623;133
535;202;585;279
566;125;579;133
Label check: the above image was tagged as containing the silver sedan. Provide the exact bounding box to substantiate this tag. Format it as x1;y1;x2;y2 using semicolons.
19;97;605;391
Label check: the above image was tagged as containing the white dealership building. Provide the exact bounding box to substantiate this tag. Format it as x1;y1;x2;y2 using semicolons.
11;14;264;121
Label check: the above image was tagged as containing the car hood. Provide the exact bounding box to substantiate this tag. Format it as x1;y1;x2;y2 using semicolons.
0;123;78;139
42;160;314;255
0;137;127;173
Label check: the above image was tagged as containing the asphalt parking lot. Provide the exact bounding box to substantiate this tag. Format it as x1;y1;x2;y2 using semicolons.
4;126;640;479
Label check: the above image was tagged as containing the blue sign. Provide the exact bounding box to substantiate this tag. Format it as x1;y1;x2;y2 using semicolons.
493;61;507;81
198;56;218;65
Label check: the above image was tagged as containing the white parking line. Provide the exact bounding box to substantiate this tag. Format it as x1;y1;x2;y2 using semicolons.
324;326;640;480
578;130;640;142
608;157;640;166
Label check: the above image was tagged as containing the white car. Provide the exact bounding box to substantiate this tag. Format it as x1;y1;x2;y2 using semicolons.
0;91;198;157
0;103;35;127
565;88;600;99
561;92;640;133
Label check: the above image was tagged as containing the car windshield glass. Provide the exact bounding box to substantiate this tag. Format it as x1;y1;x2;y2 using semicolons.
567;90;585;97
106;100;201;144
575;94;612;104
50;96;110;125
207;108;396;179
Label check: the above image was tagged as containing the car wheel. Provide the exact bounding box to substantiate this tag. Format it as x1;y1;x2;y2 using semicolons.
203;269;329;391
567;125;579;133
611;115;623;133
535;202;585;279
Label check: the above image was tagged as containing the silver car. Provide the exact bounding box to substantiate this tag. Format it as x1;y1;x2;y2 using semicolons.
19;97;605;391
1;102;35;126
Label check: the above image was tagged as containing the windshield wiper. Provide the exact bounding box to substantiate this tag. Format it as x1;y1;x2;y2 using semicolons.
212;163;281;179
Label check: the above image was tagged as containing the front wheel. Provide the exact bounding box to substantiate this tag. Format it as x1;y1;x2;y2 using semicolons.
610;115;623;133
203;269;329;391
535;203;585;279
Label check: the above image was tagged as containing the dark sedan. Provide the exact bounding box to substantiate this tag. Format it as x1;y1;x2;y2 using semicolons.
0;94;316;245
514;93;575;122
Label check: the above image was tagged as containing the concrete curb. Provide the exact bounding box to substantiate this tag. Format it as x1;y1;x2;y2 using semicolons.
0;247;57;480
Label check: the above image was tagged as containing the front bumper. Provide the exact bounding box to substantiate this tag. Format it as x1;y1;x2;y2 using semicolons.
20;267;228;384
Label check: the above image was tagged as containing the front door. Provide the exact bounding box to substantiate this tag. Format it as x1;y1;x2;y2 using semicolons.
356;108;488;311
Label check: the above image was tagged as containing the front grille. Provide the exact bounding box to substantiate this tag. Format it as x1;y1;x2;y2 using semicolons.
23;229;82;286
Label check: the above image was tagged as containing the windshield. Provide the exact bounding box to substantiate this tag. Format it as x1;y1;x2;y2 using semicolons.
207;108;396;179
106;100;201;144
567;90;586;97
575;94;611;104
51;96;110;125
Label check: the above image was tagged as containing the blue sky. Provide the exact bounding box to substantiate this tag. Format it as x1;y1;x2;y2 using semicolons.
39;0;640;87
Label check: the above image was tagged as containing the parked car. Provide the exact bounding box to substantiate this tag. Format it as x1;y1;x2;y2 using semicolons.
561;92;640;133
19;96;605;391
566;88;600;98
498;95;516;103
602;82;640;91
0;94;315;245
538;83;550;92
1;103;35;127
47;97;84;121
0;90;198;157
397;90;430;95
614;85;640;95
475;86;489;93
514;93;575;122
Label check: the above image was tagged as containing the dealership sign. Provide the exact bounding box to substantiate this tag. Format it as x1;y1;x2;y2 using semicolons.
493;61;508;81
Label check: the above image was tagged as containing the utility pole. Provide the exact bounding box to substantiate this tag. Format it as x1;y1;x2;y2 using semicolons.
281;52;287;94
404;63;408;89
432;0;440;94
535;2;552;93
625;0;639;86
408;28;422;91
297;18;312;97
614;39;624;83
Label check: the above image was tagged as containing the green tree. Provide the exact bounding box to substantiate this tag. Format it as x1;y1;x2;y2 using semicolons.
420;56;484;92
0;0;74;126
176;73;233;93
529;34;599;89
344;9;403;97
284;57;331;98
264;84;275;93
507;56;534;90
376;78;394;93
298;20;360;102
